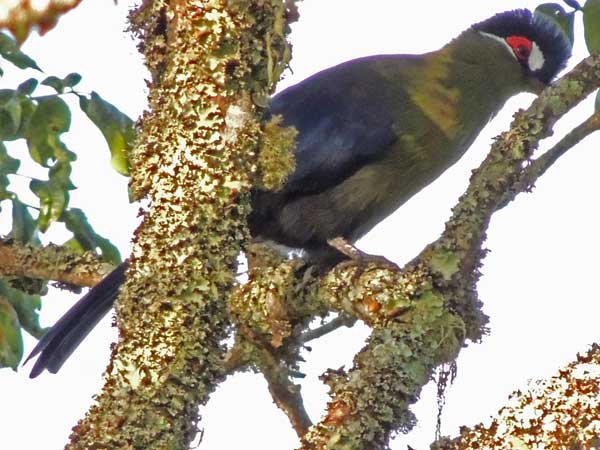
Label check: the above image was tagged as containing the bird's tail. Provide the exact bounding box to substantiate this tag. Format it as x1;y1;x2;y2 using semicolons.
25;262;127;378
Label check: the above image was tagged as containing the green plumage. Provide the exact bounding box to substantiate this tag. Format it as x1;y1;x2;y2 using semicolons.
250;25;555;266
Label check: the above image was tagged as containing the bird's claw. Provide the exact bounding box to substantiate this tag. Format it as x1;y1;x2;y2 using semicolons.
327;237;400;280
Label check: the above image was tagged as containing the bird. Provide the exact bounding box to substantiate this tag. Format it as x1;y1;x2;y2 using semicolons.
26;9;571;377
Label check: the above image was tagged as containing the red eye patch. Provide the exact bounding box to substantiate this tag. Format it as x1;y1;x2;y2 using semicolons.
506;35;533;61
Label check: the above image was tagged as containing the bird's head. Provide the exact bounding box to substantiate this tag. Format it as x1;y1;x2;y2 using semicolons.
472;9;571;93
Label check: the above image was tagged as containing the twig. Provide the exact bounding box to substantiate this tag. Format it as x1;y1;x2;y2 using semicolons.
225;330;313;437
499;110;600;208
255;344;313;437
299;314;356;343
0;238;114;287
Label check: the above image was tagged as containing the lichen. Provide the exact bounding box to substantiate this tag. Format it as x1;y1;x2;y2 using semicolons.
301;289;465;449
433;345;600;450
256;114;297;191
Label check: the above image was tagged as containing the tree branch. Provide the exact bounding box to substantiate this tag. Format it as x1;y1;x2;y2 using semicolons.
251;337;313;437
224;332;313;437
299;315;356;344
499;109;600;208
0;238;113;288
260;356;313;437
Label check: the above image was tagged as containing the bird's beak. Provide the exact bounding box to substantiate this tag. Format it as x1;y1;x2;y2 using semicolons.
526;77;546;95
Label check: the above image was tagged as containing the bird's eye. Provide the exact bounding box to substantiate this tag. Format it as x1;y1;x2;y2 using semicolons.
506;35;533;62
515;45;531;60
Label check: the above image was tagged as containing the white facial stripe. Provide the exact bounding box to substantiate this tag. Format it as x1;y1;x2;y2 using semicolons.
528;42;545;71
479;31;546;73
479;31;515;59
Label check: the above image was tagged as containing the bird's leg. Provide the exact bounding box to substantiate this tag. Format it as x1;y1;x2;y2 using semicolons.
326;237;400;272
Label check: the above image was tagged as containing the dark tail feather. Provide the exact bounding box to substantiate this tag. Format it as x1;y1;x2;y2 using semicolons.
26;262;128;378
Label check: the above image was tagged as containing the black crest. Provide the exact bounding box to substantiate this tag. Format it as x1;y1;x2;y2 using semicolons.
472;9;571;84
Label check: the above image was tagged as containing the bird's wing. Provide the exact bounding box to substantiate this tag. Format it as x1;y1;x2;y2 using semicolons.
269;57;399;198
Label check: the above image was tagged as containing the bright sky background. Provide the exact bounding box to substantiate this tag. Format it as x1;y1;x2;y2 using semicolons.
1;1;599;449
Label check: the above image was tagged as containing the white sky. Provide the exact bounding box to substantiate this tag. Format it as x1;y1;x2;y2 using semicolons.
1;1;599;449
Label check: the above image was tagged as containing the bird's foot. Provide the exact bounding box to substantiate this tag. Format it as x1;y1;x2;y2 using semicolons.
326;237;400;277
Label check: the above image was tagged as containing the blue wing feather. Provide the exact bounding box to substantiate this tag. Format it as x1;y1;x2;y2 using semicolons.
269;56;398;197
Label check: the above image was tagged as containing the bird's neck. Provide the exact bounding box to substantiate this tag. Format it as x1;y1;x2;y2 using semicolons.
441;29;527;106
415;30;526;146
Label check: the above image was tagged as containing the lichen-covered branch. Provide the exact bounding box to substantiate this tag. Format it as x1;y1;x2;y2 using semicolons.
259;345;313;437
501;109;600;208
64;1;292;449
229;258;331;349
0;238;113;288
433;344;600;450
299;314;356;344
294;265;464;449
244;336;313;437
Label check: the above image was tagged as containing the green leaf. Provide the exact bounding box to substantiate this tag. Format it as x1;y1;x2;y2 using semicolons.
535;4;576;45
0;90;36;141
63;236;85;254
62;208;122;264
79;91;134;176
0;142;19;200
41;75;64;94
0;280;43;339
17;94;36;132
0;93;37;142
49;160;76;189
0;297;23;370
0;90;22;140
32;95;71;133
63;72;82;88
25;95;71;166
0;32;41;71
17;78;38;95
10;198;39;244
41;72;82;94
0;143;20;173
564;0;583;10
584;0;600;53
30;178;69;232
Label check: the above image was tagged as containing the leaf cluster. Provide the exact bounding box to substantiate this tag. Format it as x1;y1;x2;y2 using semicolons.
0;32;135;369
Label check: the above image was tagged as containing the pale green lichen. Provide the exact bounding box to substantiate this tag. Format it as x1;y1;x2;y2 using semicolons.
301;290;465;449
256;114;297;191
430;249;460;281
229;255;329;348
